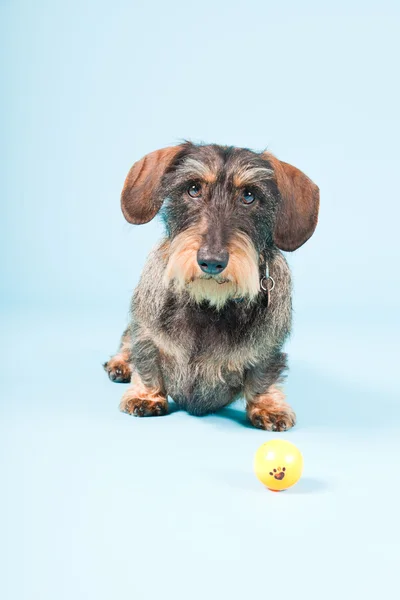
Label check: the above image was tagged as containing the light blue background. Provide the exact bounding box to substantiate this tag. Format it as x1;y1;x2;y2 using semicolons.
2;1;400;599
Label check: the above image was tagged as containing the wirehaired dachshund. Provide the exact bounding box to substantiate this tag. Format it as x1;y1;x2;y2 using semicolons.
104;142;319;430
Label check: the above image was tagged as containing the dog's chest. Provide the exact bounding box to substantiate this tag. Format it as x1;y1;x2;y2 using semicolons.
154;299;260;380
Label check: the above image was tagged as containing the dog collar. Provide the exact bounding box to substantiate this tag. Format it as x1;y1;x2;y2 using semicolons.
260;262;275;308
233;261;275;306
260;262;275;294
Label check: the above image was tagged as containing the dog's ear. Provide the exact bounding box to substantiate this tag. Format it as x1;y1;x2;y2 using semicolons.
264;153;320;252
121;145;183;224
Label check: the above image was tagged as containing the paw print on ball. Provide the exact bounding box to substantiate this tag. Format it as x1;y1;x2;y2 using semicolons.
269;466;286;480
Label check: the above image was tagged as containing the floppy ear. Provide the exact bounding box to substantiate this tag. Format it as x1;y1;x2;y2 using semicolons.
264;153;320;252
121;145;183;224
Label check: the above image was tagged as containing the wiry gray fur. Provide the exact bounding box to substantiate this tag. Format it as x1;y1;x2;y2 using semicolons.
104;142;319;425
127;242;291;415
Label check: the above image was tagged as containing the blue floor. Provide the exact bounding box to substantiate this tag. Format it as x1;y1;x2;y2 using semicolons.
1;308;399;599
3;0;400;597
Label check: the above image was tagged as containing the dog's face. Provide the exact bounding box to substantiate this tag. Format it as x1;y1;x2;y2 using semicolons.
121;142;319;308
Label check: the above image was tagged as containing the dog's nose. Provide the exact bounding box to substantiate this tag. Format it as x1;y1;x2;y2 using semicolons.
197;247;229;275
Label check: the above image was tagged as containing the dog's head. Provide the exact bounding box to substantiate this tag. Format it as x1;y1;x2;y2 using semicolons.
121;142;319;308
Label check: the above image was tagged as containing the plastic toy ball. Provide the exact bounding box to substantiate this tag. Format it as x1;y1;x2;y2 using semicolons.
254;439;303;491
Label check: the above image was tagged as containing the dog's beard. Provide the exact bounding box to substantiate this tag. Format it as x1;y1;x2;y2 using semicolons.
164;228;260;309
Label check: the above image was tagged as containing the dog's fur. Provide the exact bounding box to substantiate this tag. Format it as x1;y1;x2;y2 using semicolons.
104;142;319;430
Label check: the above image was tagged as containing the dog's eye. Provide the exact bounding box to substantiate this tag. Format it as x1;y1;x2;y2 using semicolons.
187;183;202;198
241;189;255;204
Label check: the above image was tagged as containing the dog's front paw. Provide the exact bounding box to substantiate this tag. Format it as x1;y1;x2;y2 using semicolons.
103;355;132;383
119;391;168;417
248;405;296;431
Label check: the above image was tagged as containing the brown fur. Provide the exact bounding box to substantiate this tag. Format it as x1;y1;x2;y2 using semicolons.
246;385;296;431
103;328;132;383
121;146;184;224
265;153;320;252
120;372;168;416
163;225;204;290
164;229;259;309
233;165;274;188
177;157;218;183
103;354;132;383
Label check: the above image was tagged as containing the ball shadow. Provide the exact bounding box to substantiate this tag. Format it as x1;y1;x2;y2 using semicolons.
286;477;329;494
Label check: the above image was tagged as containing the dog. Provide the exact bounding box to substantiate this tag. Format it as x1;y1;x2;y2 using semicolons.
104;142;319;430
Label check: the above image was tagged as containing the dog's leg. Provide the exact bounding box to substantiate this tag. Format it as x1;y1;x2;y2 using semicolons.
244;353;296;431
119;337;168;417
119;372;168;417
103;327;133;383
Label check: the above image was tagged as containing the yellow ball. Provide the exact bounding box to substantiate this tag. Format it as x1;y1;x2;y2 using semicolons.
254;439;303;491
